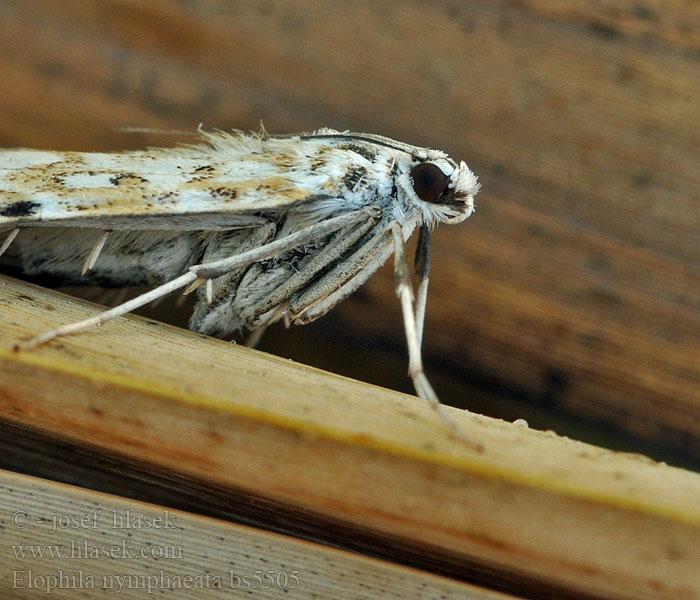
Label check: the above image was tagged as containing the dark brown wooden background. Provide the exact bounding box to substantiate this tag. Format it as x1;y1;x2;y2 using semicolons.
1;1;698;468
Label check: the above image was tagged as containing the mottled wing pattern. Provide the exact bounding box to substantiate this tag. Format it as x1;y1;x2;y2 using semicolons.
0;135;359;230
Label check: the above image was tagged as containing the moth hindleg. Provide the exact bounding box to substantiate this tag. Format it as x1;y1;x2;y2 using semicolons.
14;208;375;350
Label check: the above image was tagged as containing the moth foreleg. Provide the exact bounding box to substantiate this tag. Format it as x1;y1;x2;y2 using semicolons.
0;228;20;258
413;224;431;351
390;222;471;444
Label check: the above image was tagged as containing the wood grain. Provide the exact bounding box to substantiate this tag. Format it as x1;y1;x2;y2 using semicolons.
1;275;700;599
0;0;698;467
2;469;514;599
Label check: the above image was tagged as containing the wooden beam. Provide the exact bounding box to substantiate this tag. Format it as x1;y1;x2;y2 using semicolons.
0;0;698;464
1;275;699;599
1;469;512;599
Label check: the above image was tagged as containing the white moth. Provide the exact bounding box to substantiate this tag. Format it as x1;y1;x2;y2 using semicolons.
0;128;479;436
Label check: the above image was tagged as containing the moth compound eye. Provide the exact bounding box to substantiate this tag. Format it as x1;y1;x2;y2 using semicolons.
410;163;449;204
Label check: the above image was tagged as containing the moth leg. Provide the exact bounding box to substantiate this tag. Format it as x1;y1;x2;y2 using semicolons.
240;208;381;324
413;224;431;350
191;208;378;280
288;226;392;318
185;208;376;298
15;208;376;350
14;271;199;350
81;230;111;275
0;227;19;258
244;303;288;348
390;222;471;444
245;326;267;348
96;287;130;308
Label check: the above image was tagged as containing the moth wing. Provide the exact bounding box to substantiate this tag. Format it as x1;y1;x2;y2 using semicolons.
0;145;332;231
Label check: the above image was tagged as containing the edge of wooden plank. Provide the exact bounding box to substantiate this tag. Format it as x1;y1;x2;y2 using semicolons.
0;468;516;599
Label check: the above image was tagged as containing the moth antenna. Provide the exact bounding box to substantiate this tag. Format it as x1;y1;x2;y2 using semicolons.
82;230;110;275
0;228;19;258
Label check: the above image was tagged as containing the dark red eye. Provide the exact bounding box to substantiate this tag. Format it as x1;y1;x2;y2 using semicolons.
410;163;449;203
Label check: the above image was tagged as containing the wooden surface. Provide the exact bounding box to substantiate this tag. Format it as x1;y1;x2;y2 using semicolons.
1;276;700;600
2;470;516;600
0;1;698;470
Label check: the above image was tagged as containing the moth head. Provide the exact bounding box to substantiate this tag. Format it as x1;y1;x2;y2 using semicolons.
401;158;479;226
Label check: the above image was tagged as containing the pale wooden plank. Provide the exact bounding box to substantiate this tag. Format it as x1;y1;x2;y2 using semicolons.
0;469;514;599
0;0;697;466
0;275;699;599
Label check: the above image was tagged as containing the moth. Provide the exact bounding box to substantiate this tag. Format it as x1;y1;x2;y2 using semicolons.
0;128;479;435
